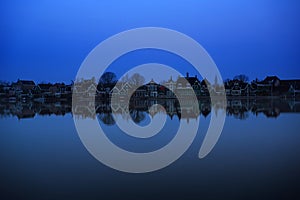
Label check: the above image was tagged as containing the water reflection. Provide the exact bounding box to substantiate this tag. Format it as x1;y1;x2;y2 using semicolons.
1;98;300;121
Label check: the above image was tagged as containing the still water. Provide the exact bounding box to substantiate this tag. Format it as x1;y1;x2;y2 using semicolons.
0;99;300;199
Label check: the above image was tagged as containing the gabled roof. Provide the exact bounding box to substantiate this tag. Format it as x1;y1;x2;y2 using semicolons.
186;77;200;86
264;76;280;82
146;79;158;85
17;80;36;85
176;77;188;86
145;79;160;89
200;78;211;86
37;83;53;90
257;76;280;84
225;79;248;89
176;75;200;87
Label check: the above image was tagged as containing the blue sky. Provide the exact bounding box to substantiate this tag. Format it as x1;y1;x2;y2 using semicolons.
1;0;300;83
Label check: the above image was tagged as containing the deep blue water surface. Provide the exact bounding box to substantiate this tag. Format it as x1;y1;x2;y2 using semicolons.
1;108;300;199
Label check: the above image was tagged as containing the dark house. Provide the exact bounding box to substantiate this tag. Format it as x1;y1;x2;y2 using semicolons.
186;73;201;96
13;79;36;93
200;78;211;96
255;76;280;96
132;85;147;98
164;77;176;98
280;80;300;96
145;79;158;98
10;80;36;99
175;73;198;97
158;85;167;98
225;80;249;96
254;76;300;96
36;83;53;95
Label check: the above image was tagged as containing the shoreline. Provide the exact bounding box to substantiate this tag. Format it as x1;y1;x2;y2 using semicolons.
1;95;299;103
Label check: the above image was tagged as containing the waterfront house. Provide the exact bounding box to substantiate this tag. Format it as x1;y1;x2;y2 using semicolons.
280;80;300;97
10;80;36;99
36;83;53;96
200;78;211;96
146;79;158;98
14;80;36;92
175;73;196;97
133;85;147;98
253;76;300;97
158;85;167;98
110;81;133;99
52;83;66;95
186;73;201;96
232;81;248;96
73;79;97;98
11;80;36;96
254;76;280;96
0;82;12;96
224;79;249;96
97;82;115;98
164;76;177;98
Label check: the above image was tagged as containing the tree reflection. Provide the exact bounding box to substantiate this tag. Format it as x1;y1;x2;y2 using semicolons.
98;112;115;126
130;110;146;124
1;98;300;120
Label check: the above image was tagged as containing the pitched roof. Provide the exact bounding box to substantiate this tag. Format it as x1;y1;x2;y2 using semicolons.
38;83;53;90
200;79;211;86
176;77;188;86
17;80;36;85
176;75;200;87
264;76;280;82
186;77;200;85
146;79;157;85
257;76;280;84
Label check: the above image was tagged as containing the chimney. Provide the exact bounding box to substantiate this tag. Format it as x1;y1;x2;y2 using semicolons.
195;75;197;78
186;72;189;78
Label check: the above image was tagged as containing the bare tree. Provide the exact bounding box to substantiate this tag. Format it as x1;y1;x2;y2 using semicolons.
129;73;145;86
98;113;115;125
130;110;146;124
233;74;249;83
121;74;129;83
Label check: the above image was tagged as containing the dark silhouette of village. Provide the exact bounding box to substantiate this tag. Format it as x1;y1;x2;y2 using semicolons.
0;72;299;121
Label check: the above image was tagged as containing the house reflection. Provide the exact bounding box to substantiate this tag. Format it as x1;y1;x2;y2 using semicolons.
1;98;300;121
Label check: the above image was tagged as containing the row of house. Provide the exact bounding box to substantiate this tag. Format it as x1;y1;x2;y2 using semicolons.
72;73;211;99
0;79;73;102
1;75;300;102
73;74;299;99
224;76;300;97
